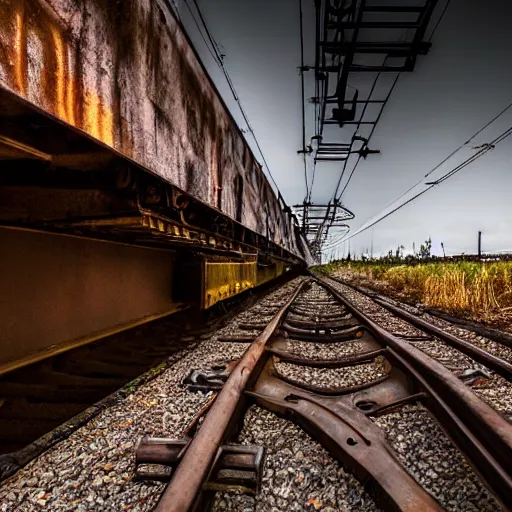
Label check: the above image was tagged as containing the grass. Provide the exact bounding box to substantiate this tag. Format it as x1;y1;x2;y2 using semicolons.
315;260;512;326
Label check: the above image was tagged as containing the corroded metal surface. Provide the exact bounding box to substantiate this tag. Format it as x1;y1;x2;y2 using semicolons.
250;362;443;512
154;277;512;510
315;275;512;507
204;262;258;309
371;296;512;381
0;0;308;260
154;279;308;512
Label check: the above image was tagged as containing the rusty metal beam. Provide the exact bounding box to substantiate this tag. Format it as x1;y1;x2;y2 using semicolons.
249;360;443;511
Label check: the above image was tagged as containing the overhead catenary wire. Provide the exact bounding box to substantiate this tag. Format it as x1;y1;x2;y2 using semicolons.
182;0;222;66
369;99;512;217
191;0;224;63
336;72;401;201
322;229;352;251
344;128;512;242
327;0;507;249
331;71;385;201
308;0;323;203
185;0;285;202
338;123;512;245
308;159;317;202
312;29;401;236
431;126;512;184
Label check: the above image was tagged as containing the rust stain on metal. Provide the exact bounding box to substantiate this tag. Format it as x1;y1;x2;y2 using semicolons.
0;0;306;259
83;90;114;147
14;8;26;95
50;25;67;122
4;0;114;145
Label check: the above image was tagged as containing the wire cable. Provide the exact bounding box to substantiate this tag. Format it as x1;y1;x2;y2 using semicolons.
185;0;284;199
368;99;512;215
338;123;512;244
299;0;309;198
192;0;224;63
308;160;317;202
331;71;383;201
183;1;222;65
336;72;401;201
428;0;452;42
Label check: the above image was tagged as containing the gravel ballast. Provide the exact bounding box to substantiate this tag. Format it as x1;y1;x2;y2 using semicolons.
1;276;506;511
373;404;502;511
0;279;304;511
212;406;380;512
322;276;512;421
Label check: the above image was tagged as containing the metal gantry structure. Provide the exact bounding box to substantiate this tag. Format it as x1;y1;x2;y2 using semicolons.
300;0;439;257
293;201;354;261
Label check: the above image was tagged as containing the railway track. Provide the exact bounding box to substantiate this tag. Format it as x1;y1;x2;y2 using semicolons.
149;275;511;511
0;275;511;511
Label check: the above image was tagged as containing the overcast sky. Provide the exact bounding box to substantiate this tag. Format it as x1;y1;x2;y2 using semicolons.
176;0;512;259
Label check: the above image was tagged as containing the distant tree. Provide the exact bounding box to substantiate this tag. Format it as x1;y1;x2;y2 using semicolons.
418;237;432;259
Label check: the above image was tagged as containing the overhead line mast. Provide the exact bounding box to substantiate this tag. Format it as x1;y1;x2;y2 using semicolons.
299;0;441;256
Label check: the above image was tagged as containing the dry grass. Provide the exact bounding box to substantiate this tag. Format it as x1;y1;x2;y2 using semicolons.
318;260;512;326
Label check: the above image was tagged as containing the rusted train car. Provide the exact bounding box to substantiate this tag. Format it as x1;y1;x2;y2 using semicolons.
0;0;312;371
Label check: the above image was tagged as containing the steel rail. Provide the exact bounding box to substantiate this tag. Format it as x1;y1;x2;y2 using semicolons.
335;276;512;348
424;307;512;348
315;274;512;508
372;297;512;380
249;360;442;510
327;277;512;379
154;279;309;512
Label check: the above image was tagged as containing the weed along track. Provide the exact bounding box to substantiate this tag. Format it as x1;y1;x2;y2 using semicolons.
324;258;512;328
1;276;511;511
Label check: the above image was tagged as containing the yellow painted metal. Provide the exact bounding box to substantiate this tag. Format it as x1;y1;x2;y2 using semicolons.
202;260;288;309
203;261;257;309
257;261;286;286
